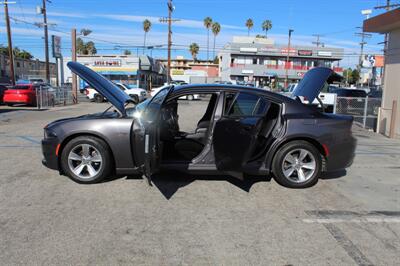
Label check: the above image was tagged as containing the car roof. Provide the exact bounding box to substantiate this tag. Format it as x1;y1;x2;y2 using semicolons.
172;83;291;102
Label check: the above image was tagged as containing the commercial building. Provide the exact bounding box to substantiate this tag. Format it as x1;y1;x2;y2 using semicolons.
0;54;57;84
218;36;344;89
63;54;167;90
364;8;400;137
159;56;219;83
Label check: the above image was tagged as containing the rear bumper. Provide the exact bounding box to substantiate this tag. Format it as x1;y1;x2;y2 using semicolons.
325;135;357;171
41;138;59;170
3;94;33;104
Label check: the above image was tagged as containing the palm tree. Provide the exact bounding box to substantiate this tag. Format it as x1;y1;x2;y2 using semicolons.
203;17;213;60
245;18;254;36
262;20;272;38
189;43;200;61
142;19;152;54
211;22;221;59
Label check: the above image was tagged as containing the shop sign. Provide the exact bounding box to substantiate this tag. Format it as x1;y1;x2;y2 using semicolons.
298;50;313;56
93;59;122;67
281;48;296;55
317;51;332;57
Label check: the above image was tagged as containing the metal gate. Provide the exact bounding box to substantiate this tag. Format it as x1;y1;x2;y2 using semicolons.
334;96;382;130
35;85;74;109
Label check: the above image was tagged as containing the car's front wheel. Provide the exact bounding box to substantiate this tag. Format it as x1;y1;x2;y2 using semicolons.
272;141;322;188
94;94;104;103
61;136;113;184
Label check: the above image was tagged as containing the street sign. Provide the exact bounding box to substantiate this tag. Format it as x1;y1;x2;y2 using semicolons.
52;35;62;58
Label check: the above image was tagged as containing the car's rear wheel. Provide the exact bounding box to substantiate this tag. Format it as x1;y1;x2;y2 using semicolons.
61;136;113;184
94;94;104;103
272;141;321;188
130;94;139;104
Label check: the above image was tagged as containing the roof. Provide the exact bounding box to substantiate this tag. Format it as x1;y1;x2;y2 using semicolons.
172;83;293;102
363;8;400;33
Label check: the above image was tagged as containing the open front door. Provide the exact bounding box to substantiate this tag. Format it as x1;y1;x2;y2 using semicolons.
213;92;271;179
133;87;171;185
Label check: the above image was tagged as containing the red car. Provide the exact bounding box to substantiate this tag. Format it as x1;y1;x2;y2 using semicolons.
3;84;40;106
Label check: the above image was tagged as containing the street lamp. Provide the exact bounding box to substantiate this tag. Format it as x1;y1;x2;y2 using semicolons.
361;9;372;19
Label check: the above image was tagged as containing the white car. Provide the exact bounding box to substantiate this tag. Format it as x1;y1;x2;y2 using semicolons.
114;83;147;103
85;83;147;103
151;85;199;100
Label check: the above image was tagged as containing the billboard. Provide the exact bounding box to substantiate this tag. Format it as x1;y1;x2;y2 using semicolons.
362;55;384;68
52;35;62;58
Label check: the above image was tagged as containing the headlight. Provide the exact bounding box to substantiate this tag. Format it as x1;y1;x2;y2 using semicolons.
44;129;57;138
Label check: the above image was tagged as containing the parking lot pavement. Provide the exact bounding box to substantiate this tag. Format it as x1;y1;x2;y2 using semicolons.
0;102;399;265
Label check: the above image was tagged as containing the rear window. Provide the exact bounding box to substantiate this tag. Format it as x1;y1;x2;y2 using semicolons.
12;85;31;90
225;92;270;117
334;89;366;97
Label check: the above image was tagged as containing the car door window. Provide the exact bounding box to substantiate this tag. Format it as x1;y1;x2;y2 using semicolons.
225;92;269;117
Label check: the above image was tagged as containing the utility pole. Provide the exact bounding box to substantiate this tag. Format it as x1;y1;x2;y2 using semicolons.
355;31;372;84
312;34;324;47
40;0;50;83
71;28;78;104
2;1;16;85
285;29;294;88
159;0;179;84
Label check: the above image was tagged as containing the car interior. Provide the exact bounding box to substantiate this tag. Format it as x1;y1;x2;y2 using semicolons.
158;91;282;164
159;93;218;162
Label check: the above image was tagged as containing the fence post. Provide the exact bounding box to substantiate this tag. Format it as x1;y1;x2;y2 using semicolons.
363;96;368;128
333;94;337;114
389;100;398;138
36;87;40;110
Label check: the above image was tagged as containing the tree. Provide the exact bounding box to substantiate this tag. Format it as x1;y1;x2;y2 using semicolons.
124;50;132;55
245;18;254;36
213;56;219;64
211;22;221;59
0;46;33;59
189;43;200;61
351;69;360;84
262;20;272;38
85;41;97;55
143;19;152;54
203;17;213;60
76;37;97;55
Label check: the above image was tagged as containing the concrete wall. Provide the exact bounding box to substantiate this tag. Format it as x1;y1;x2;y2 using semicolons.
381;28;400;136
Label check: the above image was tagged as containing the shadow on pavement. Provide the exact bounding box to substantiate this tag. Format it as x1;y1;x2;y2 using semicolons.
126;173;272;200
320;169;347;180
0;106;47;114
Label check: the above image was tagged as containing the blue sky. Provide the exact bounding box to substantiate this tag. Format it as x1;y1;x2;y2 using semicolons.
0;0;392;67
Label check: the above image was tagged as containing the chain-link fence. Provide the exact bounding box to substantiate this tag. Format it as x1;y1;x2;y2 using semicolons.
35;85;74;109
334;96;382;130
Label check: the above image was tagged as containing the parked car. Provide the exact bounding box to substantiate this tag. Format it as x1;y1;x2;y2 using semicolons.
3;84;39;106
0;84;9;104
41;63;356;188
368;89;383;98
114;83;147;103
3;83;55;107
284;83;338;113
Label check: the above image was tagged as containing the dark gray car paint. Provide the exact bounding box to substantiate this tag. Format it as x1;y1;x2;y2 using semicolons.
42;71;356;177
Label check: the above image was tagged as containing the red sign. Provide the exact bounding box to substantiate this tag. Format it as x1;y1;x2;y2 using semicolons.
281;48;296;55
298;50;313;56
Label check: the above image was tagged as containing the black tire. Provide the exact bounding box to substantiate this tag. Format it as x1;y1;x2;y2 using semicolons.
272;140;322;188
61;136;113;184
94;94;104;103
7;103;13;107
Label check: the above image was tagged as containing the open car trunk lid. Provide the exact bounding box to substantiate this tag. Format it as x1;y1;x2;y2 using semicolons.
67;62;133;115
292;67;342;104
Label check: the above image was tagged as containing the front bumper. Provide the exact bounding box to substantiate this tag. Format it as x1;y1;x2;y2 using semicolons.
41;137;60;170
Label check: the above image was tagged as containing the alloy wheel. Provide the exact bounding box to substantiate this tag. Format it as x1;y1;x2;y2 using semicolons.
281;148;316;183
67;144;103;179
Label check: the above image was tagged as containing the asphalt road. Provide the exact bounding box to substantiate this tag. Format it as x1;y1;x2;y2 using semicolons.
0;101;399;265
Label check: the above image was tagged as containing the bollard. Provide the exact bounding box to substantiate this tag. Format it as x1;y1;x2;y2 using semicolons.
389;100;398;139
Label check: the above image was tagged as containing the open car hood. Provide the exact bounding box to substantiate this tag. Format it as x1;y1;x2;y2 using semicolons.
292;67;342;103
67;62;133;115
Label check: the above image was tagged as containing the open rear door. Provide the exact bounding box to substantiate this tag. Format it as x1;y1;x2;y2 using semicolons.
213;91;271;180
